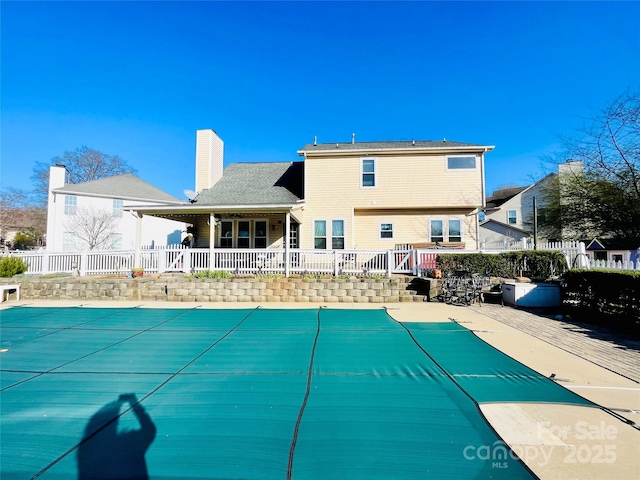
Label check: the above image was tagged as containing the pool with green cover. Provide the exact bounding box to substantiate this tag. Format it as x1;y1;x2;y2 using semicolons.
0;307;593;479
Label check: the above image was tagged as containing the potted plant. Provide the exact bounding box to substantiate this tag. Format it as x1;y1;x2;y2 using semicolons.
131;268;144;278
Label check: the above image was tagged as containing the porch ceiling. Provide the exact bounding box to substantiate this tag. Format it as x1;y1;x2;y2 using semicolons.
128;204;303;224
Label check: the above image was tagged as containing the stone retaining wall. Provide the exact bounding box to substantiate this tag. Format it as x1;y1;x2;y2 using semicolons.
1;275;431;303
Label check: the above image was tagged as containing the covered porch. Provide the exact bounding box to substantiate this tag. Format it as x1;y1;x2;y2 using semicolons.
128;203;304;275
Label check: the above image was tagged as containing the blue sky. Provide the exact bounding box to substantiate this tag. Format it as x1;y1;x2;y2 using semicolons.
2;1;639;201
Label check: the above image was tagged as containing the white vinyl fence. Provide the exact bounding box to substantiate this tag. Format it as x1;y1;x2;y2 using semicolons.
3;242;638;277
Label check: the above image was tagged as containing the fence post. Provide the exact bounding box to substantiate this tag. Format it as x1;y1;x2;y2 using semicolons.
334;250;339;276
80;252;88;276
41;253;49;275
387;250;392;278
183;249;192;273
158;249;166;274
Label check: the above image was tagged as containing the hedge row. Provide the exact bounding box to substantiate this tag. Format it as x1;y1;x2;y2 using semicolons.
561;269;640;334
434;251;568;279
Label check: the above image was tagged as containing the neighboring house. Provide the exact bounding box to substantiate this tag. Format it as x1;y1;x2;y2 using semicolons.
585;238;640;266
46;166;187;251
480;161;583;246
132;130;494;252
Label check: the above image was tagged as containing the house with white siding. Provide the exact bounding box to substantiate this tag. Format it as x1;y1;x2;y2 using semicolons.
46;165;186;252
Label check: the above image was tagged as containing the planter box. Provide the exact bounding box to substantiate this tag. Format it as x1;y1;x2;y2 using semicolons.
502;281;561;308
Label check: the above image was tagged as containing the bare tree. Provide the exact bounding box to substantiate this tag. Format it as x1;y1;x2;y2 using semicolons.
64;207;118;251
31;147;137;205
0;188;47;246
539;89;640;240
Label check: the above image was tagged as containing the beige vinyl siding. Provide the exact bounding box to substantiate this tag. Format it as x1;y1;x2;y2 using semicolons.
352;209;477;250
301;153;483;249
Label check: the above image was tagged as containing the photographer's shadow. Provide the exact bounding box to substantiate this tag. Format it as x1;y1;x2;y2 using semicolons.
77;394;156;480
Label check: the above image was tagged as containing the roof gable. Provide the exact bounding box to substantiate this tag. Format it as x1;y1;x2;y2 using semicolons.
53;174;183;204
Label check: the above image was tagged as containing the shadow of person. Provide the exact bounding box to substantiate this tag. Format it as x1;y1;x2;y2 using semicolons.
77;394;156;480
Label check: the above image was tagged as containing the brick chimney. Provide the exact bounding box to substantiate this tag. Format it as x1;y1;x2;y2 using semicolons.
195;129;224;193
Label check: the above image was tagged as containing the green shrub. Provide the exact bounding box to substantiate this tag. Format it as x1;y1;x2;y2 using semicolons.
0;256;29;277
188;270;232;279
561;269;640;334
13;231;38;250
434;251;568;279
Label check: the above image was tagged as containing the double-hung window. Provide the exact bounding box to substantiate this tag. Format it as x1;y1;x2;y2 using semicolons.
430;220;444;243
362;158;376;187
220;221;233;248
254;221;267;248
508;210;517;225
380;223;393;239
430;218;463;243
113;199;123;217
314;220;327;249
63;232;76;251
110;233;123;250
64;195;77;215
237;221;250;248
332;220;345;249
448;219;462;242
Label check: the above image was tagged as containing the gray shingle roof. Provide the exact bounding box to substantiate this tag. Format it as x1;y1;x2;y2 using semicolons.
195;162;304;206
298;140;492;152
53;174;183;204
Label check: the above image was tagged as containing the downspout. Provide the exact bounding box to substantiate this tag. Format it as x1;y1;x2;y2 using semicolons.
478;149;488;250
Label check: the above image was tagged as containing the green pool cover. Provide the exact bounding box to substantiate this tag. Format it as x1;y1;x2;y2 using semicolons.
0;307;594;479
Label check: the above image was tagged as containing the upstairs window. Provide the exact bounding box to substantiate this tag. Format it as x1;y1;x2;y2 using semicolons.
113;199;123;217
64;195;77;215
362;158;376;187
447;156;477;170
508;210;517;225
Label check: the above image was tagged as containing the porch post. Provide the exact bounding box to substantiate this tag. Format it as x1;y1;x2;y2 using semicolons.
134;213;142;268
209;213;216;271
285;212;290;277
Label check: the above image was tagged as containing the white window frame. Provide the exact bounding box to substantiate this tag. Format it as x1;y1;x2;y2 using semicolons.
331;219;345;249
314;219;328;249
110;233;123;250
63;232;76;251
254;219;268;248
507;209;517;225
113;199;123;218
446;155;478;171
429;219;444;243
448;219;462;242
64;195;77;215
219;221;233;248
361;157;377;188
379;222;394;239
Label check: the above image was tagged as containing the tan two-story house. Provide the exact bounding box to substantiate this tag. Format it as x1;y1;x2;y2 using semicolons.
131;130;494;254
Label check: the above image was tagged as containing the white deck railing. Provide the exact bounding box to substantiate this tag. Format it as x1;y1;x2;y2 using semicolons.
3;242;638;277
